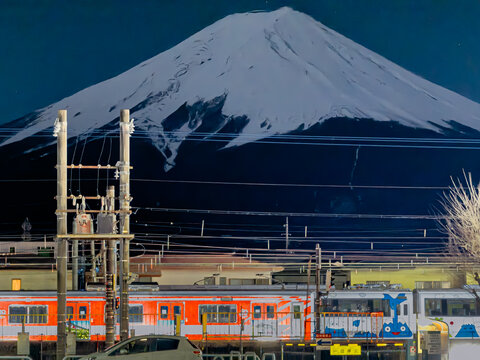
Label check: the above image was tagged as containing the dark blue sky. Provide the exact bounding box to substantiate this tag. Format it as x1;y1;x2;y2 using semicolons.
1;0;479;123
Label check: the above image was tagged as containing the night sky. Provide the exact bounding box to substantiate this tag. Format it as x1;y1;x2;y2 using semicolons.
1;0;480;123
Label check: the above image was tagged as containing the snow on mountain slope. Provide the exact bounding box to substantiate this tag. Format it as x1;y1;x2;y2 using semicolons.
3;7;480;170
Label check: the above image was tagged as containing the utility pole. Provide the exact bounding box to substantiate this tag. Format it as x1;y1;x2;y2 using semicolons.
55;110;68;360
55;109;134;354
305;256;311;341
72;239;78;290
103;186;116;347
284;217;289;251
119;109;132;341
315;244;321;337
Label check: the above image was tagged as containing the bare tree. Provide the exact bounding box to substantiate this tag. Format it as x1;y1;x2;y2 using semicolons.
438;171;480;285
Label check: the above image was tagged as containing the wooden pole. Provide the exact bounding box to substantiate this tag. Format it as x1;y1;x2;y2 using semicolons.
56;110;68;360
119;109;131;340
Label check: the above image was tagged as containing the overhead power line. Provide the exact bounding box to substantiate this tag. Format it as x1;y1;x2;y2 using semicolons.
3;129;480;150
135;206;443;220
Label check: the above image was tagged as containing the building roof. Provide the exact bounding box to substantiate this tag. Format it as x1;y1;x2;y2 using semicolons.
130;254;284;276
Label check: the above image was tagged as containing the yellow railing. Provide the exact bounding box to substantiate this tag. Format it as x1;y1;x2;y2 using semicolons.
0;311;386;342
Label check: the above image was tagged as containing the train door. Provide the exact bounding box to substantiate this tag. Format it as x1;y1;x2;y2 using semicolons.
171;303;184;336
66;302;90;339
157;303;183;335
251;303;276;338
291;302;304;338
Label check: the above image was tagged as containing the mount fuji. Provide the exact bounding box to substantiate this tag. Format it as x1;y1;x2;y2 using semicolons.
3;7;480;170
2;7;480;242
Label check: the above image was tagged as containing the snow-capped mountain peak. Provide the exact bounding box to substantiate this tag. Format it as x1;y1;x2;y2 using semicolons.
4;7;480;170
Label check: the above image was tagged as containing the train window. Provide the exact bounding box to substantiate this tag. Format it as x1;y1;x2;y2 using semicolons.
425;299;444;316
293;305;302;319
253;306;262;319
9;305;47;324
447;299;477;316
128;305;143;323
173;306;181;317
115;305;144;323
267;305;275;319
199;304;237;323
424;298;479;316
219;305;237;323
79;306;87;320
67;306;74;320
326;299;391;316
404;304;408;316
160;306;169;320
9;306;26;324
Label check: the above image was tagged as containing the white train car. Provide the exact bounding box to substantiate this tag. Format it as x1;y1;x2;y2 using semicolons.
322;289;415;341
416;288;480;339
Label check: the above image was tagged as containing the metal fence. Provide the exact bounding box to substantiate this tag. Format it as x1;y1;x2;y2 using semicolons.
319;312;383;341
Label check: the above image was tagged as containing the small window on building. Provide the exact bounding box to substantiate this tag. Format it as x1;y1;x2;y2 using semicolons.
229;278;255;285
204;277;216;285
416;281;451;289
219;277;227;285
11;279;21;291
366;281;390;286
9;247;15;254
255;278;269;285
160;306;169;320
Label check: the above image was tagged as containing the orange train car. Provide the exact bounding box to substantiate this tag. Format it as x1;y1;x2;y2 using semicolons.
0;285;315;342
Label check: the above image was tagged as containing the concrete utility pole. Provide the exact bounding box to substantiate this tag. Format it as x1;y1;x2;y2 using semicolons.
105;186;116;347
55;109;134;354
119;109;131;341
56;110;68;360
72;239;78;290
315;244;321;336
283;217;290;251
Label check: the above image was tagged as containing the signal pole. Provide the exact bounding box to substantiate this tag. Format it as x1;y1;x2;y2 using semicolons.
56;110;68;360
119;109;131;341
